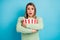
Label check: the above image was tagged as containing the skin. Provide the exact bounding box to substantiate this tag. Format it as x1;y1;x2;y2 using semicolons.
27;5;35;18
22;5;37;33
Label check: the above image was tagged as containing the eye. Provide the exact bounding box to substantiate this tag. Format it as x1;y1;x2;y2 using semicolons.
27;8;30;10
32;8;34;10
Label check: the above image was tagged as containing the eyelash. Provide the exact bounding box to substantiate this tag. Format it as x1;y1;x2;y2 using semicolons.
32;8;33;10
27;8;34;10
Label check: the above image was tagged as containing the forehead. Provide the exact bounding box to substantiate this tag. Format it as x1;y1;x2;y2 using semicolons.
27;5;34;8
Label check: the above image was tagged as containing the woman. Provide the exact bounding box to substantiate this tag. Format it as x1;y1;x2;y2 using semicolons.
16;2;43;40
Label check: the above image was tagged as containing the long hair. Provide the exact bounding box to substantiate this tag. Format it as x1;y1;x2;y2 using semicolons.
24;2;37;19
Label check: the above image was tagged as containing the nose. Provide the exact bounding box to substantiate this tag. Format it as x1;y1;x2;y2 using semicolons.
29;9;32;12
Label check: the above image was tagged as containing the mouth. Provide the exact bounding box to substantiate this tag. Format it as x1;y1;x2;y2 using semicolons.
29;13;32;15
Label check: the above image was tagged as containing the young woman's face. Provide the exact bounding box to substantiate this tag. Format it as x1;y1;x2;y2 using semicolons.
27;5;35;17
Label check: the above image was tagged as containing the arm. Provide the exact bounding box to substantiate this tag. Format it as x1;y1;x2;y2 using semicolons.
16;17;33;34
26;17;44;30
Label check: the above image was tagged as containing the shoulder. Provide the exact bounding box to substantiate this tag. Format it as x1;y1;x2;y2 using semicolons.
17;16;25;20
37;17;43;20
36;17;43;22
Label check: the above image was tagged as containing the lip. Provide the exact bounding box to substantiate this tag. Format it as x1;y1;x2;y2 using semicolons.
29;13;32;15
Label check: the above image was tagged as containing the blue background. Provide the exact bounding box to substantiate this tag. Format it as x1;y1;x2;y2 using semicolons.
0;0;60;40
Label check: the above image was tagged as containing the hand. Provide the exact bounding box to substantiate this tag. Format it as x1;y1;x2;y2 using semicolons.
22;21;26;28
32;29;37;33
34;19;38;24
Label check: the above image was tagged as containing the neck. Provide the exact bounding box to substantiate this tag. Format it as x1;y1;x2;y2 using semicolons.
28;16;36;19
28;16;33;18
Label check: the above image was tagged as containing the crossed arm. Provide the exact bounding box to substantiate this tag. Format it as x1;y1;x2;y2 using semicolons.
26;18;44;30
16;17;43;34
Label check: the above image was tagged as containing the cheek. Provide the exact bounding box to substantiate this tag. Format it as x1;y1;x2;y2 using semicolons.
30;10;34;15
32;10;34;15
30;13;34;15
32;10;34;13
27;10;30;13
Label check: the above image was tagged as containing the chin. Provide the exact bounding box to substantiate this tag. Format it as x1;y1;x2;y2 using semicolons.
29;16;33;17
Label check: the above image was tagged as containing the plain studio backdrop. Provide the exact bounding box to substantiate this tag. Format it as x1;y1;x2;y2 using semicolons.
0;0;60;40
